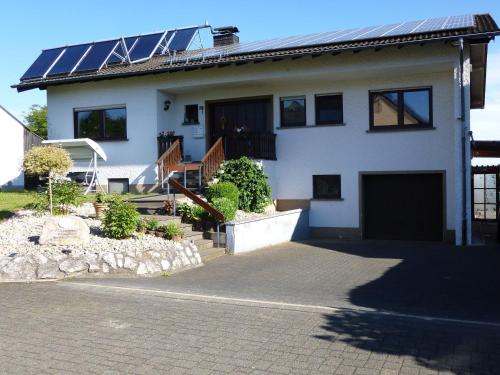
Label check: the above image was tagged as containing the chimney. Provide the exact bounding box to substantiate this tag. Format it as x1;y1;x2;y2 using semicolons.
213;26;240;47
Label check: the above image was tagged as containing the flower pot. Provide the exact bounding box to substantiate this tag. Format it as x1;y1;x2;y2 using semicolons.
172;235;182;241
93;203;108;219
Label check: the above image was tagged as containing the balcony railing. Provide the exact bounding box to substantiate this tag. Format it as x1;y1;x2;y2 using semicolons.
224;132;277;160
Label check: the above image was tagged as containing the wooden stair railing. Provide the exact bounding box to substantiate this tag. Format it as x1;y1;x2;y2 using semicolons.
201;137;224;183
157;139;182;188
168;178;225;223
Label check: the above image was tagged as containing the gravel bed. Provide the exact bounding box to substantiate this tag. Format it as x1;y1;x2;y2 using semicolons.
0;210;180;259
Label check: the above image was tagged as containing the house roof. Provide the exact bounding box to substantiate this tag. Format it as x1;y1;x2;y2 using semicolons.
12;14;499;94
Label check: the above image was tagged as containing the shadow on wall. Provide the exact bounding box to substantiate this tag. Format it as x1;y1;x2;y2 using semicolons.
304;240;500;323
314;309;500;374
129;164;158;193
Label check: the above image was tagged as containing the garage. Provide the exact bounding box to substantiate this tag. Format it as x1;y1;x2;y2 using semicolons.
362;173;444;241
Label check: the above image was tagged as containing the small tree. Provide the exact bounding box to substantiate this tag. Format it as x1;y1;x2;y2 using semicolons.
22;146;73;214
23;104;48;139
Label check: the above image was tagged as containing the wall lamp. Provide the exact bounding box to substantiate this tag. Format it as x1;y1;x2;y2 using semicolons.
163;100;172;111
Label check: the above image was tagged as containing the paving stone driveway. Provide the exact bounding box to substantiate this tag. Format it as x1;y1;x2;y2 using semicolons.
75;240;500;323
1;240;500;374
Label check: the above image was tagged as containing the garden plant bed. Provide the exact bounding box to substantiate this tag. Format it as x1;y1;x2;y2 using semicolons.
0;210;202;281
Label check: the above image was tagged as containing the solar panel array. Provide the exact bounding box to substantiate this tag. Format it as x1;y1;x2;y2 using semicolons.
20;27;199;81
166;14;475;65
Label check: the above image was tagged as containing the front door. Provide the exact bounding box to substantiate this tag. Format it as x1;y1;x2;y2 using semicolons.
207;97;272;158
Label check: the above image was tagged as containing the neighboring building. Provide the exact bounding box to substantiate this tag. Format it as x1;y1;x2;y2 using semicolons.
0;105;42;190
13;14;500;244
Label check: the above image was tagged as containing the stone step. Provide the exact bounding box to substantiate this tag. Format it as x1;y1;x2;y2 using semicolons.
194;238;216;251
198;246;226;262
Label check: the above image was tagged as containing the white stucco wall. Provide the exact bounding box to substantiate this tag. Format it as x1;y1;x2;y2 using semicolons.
46;43;468;239
0;106;25;189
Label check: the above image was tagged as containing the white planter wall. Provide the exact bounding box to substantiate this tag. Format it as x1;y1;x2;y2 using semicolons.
0;107;25;189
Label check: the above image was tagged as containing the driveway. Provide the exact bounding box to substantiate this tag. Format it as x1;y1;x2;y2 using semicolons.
1;240;500;374
72;240;500;323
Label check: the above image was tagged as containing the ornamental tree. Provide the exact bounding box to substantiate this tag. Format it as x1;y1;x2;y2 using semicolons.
22;146;73;214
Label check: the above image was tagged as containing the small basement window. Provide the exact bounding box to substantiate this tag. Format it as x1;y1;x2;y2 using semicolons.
369;88;432;129
313;175;341;200
108;178;129;194
74;107;127;141
183;104;199;124
315;94;343;125
280;96;306;127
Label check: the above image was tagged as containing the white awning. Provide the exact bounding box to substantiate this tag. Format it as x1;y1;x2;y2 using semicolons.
42;138;107;161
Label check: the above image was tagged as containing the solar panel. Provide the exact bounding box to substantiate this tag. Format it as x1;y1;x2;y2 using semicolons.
166;14;476;66
169;28;197;51
20;47;65;80
46;44;91;76
129;33;164;61
73;40;119;73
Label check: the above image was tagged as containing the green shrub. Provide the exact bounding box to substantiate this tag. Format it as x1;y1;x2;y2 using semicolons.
176;203;193;222
191;205;208;221
25;192;48;214
102;198;140;239
162;222;184;240
144;217;160;231
210;197;237;222
205;182;239;206
95;192;109;204
51;180;82;214
136;218;146;233
215;157;271;212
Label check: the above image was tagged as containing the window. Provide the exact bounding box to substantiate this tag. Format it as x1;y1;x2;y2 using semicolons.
108;178;130;194
313;175;341;200
184;104;199;124
74;107;126;140
473;173;497;220
280;97;306;127
315;94;343;125
369;88;432;129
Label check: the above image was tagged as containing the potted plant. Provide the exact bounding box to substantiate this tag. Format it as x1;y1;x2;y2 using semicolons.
94;192;109;219
191;205;206;231
177;203;193;223
144;218;160;235
164;222;184;241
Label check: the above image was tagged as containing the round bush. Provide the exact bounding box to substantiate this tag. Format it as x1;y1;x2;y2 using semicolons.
216;157;271;212
205;182;239;206
211;197;237;222
102;198;140;239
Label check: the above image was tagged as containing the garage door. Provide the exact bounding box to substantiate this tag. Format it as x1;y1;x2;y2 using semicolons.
362;173;443;241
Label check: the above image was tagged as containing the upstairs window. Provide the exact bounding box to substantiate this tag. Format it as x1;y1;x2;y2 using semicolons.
280;96;306;127
184;104;199;124
315;94;343;125
369;88;432;129
313;174;341;200
74;107;127;140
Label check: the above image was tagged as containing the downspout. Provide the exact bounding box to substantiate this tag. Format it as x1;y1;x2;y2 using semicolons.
458;37;467;245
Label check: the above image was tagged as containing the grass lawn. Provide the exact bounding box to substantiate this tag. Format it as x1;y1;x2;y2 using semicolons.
0;191;154;220
0;191;38;220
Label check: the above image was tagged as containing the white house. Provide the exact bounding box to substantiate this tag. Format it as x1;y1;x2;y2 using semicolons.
0;106;41;190
13;14;500;245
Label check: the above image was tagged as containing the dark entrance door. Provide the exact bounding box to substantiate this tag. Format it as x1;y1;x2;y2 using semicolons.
362;173;444;241
207;97;272;159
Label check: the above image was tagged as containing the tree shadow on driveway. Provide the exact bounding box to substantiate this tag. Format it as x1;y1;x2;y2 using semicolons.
304;240;500;323
314;308;500;374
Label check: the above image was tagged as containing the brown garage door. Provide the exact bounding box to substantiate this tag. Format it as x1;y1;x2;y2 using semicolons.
362;173;444;241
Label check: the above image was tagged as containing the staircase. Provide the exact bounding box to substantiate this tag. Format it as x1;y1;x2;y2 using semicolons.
129;195;226;263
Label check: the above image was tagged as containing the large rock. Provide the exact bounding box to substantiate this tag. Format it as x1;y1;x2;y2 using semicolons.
59;259;88;274
37;260;63;279
0;256;37;280
39;216;90;246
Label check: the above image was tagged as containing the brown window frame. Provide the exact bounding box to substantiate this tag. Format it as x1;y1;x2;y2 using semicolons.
73;106;127;141
369;87;433;130
280;96;306;127
315;94;343;125
313;174;342;200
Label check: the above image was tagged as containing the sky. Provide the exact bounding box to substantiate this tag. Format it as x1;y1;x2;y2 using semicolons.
0;0;499;145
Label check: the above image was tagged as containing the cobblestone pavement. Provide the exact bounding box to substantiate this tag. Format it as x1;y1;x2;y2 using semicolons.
72;240;500;323
1;282;499;375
